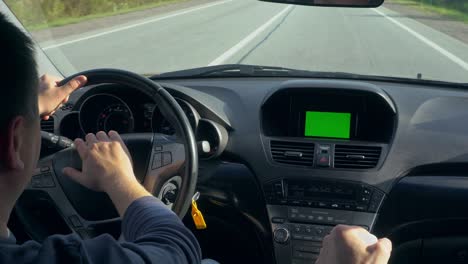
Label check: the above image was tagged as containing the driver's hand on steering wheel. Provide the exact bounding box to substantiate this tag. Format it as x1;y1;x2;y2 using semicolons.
316;225;392;264
38;74;87;120
63;131;150;216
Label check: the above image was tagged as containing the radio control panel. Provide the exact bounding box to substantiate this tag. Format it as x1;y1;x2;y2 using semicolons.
265;179;385;264
264;179;385;213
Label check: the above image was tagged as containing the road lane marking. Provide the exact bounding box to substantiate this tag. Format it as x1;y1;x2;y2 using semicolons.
43;0;232;50
208;5;293;66
373;8;468;73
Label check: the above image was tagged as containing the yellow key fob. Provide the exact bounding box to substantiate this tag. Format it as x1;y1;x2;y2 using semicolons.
191;192;207;230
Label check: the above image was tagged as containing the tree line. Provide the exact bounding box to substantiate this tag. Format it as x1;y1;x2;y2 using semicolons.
4;0;173;27
419;0;468;12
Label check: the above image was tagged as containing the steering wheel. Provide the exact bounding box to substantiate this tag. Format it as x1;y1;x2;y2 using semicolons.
16;69;198;240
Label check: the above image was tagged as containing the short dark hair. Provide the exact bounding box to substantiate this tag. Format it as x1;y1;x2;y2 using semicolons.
0;12;38;127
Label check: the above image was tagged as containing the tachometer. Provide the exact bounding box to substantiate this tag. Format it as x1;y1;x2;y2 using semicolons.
151;98;200;135
97;104;134;133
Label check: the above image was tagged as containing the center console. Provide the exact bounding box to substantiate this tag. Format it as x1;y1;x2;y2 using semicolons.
261;86;395;263
264;179;385;264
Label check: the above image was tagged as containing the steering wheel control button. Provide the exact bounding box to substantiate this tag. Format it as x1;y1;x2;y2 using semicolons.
69;215;83;228
274;227;290;244
42;174;55;187
31;176;41;187
151;153;163;169
162;152;172;166
152;152;172;169
31;173;55;188
154;145;163;151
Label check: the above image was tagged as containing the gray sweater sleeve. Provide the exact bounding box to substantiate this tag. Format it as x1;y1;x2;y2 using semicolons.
0;196;202;264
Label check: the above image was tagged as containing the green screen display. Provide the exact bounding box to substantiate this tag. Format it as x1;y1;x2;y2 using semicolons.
304;111;351;139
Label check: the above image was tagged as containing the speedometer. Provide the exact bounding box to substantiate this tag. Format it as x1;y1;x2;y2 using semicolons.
79;93;135;134
97;104;134;133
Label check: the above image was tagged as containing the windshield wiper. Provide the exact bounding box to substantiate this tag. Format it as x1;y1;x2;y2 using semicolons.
151;64;402;80
152;64;310;78
151;64;468;88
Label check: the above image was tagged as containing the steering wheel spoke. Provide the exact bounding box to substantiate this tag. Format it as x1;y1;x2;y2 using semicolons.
24;157;121;239
144;134;186;194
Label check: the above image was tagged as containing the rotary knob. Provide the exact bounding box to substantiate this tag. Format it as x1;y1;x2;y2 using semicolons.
274;227;290;244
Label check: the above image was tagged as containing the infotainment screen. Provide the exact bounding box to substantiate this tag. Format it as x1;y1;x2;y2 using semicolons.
304;111;351;139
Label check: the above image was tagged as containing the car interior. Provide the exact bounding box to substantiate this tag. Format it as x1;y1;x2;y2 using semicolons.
4;0;468;263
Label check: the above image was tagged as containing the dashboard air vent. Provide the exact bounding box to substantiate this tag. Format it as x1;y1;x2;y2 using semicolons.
40;116;55;133
270;140;315;167
334;145;382;169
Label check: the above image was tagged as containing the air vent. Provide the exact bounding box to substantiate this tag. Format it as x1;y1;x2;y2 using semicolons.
40;116;55;133
334;145;382;169
270;140;315;167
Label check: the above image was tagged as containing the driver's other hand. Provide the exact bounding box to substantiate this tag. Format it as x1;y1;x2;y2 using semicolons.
38;74;87;120
62;131;136;193
316;225;392;264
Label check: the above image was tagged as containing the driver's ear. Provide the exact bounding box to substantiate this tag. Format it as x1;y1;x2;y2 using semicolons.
0;116;25;170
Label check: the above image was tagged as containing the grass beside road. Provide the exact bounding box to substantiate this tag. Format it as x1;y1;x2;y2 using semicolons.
390;0;468;23
5;0;188;31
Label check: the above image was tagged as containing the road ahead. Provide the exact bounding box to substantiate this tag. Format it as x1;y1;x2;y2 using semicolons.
40;0;468;83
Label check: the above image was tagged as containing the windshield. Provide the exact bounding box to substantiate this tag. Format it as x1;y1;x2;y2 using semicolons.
4;0;468;83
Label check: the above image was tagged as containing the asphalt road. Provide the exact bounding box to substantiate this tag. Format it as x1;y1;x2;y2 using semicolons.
40;0;468;83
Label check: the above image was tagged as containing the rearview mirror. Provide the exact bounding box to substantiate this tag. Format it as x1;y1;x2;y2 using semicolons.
260;0;384;8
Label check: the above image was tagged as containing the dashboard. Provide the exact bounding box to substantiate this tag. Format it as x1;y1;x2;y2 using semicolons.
42;77;468;264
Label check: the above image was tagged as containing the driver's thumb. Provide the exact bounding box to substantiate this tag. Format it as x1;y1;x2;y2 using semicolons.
63;167;83;183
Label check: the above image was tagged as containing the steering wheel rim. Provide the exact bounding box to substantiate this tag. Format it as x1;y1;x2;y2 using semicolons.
17;69;198;240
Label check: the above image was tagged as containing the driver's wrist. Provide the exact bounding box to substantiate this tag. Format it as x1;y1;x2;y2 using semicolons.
105;177;151;216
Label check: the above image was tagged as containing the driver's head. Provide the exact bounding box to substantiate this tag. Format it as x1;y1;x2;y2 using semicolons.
0;13;41;195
